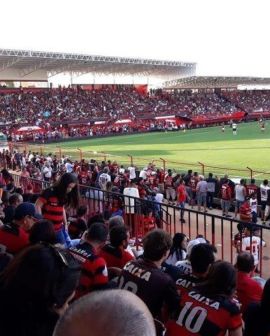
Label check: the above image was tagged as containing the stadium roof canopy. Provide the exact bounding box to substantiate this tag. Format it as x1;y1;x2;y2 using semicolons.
163;76;270;89
0;48;196;82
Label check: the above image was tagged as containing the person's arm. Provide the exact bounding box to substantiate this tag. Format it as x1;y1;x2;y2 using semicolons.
35;198;45;215
229;326;243;336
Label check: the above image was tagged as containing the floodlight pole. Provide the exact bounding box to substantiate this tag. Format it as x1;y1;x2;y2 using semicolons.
160;158;166;171
77;148;83;162
57;147;62;160
198;161;205;176
246;167;253;180
128;155;133;166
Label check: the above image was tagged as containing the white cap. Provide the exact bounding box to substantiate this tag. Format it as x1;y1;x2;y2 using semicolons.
187;238;207;256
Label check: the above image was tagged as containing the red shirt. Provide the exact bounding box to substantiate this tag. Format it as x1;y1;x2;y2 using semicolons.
239;202;251;222
38;188;64;232
0;224;29;254
100;245;134;269
237;271;262;314
177;184;187;203
69;242;108;299
246;184;258;198
221;184;232;200
166;289;242;336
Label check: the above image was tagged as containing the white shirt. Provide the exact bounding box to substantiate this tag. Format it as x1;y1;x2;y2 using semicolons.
260;184;270;202
155;193;164;203
250;198;258;213
128;167;136;180
43;166;52;178
139;170;147;180
242;236;266;265
175;260;192;275
65;162;74;173
123;187;139;214
235;184;245;201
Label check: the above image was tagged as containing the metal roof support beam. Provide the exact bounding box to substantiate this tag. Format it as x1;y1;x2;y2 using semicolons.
0;57;20;72
20;59;57;77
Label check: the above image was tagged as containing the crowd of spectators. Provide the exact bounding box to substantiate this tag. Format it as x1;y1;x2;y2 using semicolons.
222;90;270;113
1;86;270;142
0;148;269;335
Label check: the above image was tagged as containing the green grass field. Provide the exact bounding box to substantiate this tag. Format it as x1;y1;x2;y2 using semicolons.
41;122;270;179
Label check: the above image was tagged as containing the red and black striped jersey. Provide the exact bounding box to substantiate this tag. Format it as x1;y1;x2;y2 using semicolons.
37;188;64;232
166;289;242;336
69;241;108;299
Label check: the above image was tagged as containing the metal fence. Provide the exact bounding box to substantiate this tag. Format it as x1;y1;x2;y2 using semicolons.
10;173;270;279
8;141;270;183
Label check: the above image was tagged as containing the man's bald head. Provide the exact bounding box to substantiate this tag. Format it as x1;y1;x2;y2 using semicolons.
53;289;156;336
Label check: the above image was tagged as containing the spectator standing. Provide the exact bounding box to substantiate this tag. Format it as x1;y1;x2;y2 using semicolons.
177;179;187;223
196;175;208;212
220;179;232;217
234;179;247;219
35;173;80;247
206;172;216;209
260;179;270;223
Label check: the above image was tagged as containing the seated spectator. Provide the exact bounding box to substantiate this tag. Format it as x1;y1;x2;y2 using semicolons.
166;233;187;266
108;215;125;230
53;290;156;336
0;202;40;254
175;243;216;293
244;278;270;336
0;244;81;336
175;237;207;275
3;193;23;224
87;213;105;228
100;225;134;269
118;229;180;321
68;205;87;239
29;220;57;245
235;252;263;315
69;223;109;298
166;261;243;336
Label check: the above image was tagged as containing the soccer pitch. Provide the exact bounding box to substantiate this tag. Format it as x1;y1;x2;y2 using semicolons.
44;122;270;179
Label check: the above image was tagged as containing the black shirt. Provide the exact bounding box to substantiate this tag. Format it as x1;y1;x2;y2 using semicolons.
118;257;180;318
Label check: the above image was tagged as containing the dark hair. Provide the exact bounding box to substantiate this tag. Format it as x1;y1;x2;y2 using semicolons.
236;252;255;273
110;226;128;248
190;243;215;274
87;214;105;228
8;193;22;205
261;278;270;315
143;229;172;262
0;244;80;335
250;178;255;184
54;173;80;208
29;220;57;245
86;223;108;243
263;179;268;186
196;261;236;298
108;216;125;230
168;233;186;261
77;205;87;217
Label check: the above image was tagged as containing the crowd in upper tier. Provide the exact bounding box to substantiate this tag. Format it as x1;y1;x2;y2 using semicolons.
1;86;270;129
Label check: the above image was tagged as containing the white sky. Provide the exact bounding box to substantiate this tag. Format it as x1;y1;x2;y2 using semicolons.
1;0;270;77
